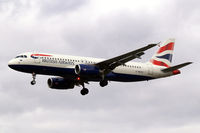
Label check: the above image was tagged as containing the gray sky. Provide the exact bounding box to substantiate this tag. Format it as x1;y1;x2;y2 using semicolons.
0;0;199;133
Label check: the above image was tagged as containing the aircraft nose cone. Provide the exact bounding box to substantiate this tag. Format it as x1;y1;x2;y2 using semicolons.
8;59;16;69
8;60;12;67
8;59;23;72
8;64;13;69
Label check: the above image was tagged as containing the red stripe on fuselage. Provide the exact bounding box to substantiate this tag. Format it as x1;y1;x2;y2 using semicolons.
31;54;52;57
150;59;169;67
157;42;174;54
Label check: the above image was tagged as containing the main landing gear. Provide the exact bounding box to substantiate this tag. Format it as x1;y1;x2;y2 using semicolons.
99;80;108;87
80;83;89;96
80;88;89;96
80;80;108;96
31;72;36;85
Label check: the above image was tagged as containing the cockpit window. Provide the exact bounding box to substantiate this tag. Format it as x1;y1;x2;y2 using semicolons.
15;55;27;58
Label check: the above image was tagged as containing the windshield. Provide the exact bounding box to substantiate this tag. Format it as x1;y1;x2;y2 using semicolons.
15;55;27;58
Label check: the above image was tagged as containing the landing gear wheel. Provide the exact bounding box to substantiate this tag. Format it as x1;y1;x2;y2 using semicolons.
80;88;89;95
31;80;36;85
100;80;108;87
31;72;36;85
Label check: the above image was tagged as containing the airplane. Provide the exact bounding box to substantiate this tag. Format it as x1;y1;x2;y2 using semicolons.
8;39;192;95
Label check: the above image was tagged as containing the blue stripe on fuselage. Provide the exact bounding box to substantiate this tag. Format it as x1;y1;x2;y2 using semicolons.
8;64;154;82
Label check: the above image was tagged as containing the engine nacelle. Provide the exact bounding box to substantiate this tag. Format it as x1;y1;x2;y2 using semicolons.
47;78;74;89
75;64;100;76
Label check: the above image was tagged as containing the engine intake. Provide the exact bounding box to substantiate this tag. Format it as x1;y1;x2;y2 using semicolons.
75;64;100;76
48;78;74;89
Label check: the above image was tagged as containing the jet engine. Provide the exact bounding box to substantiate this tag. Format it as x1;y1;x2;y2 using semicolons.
75;64;100;76
47;77;74;89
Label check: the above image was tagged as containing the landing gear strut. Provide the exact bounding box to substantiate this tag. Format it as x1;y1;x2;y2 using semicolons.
80;83;89;96
31;72;36;85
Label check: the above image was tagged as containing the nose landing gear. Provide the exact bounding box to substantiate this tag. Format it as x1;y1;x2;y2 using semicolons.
31;72;36;85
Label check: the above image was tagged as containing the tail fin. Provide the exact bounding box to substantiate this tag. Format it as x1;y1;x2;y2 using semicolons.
150;38;175;67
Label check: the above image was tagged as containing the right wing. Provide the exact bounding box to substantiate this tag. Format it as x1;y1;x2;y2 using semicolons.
96;43;157;70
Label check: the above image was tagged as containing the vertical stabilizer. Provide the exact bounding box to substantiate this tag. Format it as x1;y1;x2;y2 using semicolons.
150;38;175;67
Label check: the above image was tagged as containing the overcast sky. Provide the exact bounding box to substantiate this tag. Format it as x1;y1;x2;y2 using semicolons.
0;0;199;133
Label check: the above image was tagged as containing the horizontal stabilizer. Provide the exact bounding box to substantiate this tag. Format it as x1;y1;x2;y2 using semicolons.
161;62;192;73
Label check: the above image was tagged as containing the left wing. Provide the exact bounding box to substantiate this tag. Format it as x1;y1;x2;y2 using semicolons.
96;43;157;71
